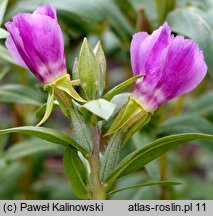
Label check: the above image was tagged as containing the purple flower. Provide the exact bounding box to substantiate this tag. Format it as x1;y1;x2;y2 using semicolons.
130;22;207;112
5;4;66;84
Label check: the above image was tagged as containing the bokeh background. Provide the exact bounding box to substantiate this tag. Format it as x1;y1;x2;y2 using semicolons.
0;0;213;199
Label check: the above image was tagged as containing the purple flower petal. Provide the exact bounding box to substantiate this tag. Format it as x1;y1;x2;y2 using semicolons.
130;32;148;76
157;36;207;104
33;4;57;20
5;35;27;68
131;22;207;111
5;5;66;84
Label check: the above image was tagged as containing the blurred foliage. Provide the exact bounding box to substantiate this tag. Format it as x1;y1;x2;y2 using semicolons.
0;0;213;199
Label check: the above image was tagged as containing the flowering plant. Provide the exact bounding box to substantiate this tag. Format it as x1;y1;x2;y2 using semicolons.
0;3;213;200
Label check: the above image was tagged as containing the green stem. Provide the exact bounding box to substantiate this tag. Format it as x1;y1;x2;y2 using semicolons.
159;153;168;199
89;127;105;200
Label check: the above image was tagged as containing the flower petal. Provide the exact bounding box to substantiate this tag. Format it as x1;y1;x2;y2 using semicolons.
156;36;207;104
33;4;57;20
132;23;172;109
5;21;40;71
12;13;66;83
130;32;148;76
131;23;207;112
5;34;27;68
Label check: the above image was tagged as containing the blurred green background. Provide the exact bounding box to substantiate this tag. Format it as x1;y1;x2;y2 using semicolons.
0;0;213;199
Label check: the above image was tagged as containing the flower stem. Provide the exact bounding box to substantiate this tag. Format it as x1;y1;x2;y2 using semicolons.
89;127;105;200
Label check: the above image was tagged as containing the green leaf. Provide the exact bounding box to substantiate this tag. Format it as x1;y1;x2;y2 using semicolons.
185;91;213;115
0;67;9;80
0;44;17;64
103;75;143;101
158;114;213;135
0;84;43;106
81;99;115;120
0;27;8;39
94;41;106;96
64;148;89;199
69;106;93;153
78;38;99;100
0;126;87;155
107;181;181;196
106;133;213;186
167;6;213;77
36;86;54;126
0;0;8;26
100;134;122;182
3;138;60;162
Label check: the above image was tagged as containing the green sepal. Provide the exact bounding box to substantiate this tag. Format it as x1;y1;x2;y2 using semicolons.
123;111;152;145
36;85;54;126
78;38;99;100
53;74;86;103
35;101;59;119
103;75;143;101
64;148;89;199
94;41;106;97
105;96;150;136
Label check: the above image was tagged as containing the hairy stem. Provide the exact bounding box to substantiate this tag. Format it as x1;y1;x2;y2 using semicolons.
89;127;105;200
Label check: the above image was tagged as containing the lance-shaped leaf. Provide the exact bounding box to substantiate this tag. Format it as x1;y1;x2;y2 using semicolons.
0;126;87;155
69;106;93;153
3;138;60;162
0;84;42;105
81;99;115;121
105;133;213;186
78;38;99;100
0;66;9;80
107;181;181;196
0;44;17;64
103;75;143;101
0;0;8;26
64;148;89;199
94;41;106;97
100;133;122;182
0;28;8;39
